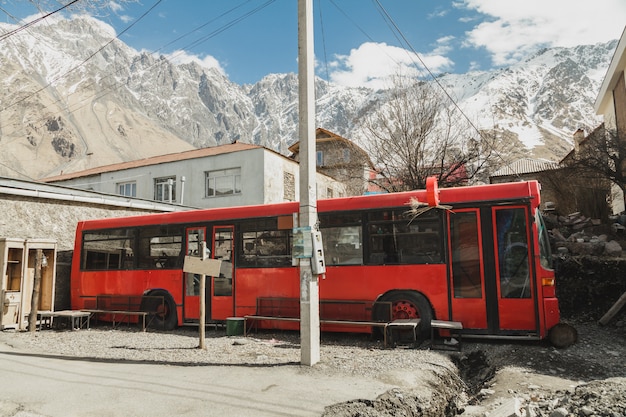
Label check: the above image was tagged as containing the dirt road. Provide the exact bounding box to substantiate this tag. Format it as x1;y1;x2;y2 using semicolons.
0;321;624;417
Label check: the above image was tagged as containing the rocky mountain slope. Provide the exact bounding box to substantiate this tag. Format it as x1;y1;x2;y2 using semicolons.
0;16;617;180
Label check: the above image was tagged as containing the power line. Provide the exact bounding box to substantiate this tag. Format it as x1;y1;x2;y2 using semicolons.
1;0;164;115
370;0;512;175
0;0;81;42
154;0;256;54
1;0;276;132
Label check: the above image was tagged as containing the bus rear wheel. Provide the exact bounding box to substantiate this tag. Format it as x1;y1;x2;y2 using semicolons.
378;290;433;340
144;290;177;330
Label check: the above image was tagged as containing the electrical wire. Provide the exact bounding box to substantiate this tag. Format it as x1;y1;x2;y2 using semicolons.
316;0;331;82
0;0;81;42
1;0;275;128
2;0;164;114
371;0;512;174
0;0;278;181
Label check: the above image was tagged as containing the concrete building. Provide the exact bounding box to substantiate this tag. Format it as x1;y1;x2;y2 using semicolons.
289;128;373;197
594;26;626;214
595;27;626;134
41;142;345;208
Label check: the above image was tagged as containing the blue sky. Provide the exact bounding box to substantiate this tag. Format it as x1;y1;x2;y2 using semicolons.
3;0;626;88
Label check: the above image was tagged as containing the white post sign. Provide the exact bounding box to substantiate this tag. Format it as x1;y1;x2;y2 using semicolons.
183;256;222;277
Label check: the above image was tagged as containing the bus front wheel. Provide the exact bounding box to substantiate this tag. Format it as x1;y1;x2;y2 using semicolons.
378;290;433;339
145;290;178;330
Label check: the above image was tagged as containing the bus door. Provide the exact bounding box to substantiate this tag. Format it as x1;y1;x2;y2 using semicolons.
449;209;488;330
449;206;536;334
210;226;235;319
183;227;208;322
491;206;536;332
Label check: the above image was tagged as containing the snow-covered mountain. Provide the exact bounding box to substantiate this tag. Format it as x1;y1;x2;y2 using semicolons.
0;16;617;180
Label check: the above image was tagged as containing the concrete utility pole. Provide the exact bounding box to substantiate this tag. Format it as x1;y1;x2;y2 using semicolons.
199;241;208;349
298;0;320;366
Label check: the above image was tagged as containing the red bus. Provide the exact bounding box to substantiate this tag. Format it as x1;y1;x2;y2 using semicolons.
71;178;560;340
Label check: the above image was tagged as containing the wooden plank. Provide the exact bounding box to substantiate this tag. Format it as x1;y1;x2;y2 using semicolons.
599;291;626;325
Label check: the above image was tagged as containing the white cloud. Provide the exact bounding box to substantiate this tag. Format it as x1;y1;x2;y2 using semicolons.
119;15;133;24
164;50;226;75
108;1;123;13
433;36;455;55
328;42;453;89
428;8;448;19
460;0;626;66
107;1;133;24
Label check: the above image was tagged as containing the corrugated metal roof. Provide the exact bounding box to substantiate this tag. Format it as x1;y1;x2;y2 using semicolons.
40;142;261;182
491;158;559;177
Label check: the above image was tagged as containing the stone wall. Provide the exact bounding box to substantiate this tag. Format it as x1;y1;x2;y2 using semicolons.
555;256;626;324
0;195;161;310
546;211;626;325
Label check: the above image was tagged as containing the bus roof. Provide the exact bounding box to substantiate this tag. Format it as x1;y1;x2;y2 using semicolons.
76;180;541;231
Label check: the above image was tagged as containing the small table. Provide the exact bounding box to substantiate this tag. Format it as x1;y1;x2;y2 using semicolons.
386;318;421;347
54;310;91;330
29;310;90;331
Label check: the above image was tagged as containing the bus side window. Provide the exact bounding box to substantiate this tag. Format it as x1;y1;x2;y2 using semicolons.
238;218;292;268
367;210;443;265
319;212;363;266
82;230;134;271
137;226;184;270
321;225;363;265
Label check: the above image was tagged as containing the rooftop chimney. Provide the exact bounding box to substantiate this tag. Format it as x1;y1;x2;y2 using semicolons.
573;128;585;153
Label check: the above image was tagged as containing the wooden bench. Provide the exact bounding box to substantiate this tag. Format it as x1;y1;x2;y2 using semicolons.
429;319;463;351
243;297;393;346
82;294;165;331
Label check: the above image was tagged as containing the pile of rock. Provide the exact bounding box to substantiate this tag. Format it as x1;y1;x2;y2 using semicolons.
515;378;626;417
543;211;624;257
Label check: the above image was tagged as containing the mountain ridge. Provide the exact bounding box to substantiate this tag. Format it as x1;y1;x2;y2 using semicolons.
0;16;617;180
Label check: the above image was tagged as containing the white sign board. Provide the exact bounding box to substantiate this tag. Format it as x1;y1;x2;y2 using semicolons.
183;257;222;276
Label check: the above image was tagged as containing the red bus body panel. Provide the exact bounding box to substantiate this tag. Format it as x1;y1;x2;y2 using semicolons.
70;180;559;339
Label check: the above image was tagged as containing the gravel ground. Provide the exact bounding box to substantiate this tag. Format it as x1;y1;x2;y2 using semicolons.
0;320;624;417
0;324;457;382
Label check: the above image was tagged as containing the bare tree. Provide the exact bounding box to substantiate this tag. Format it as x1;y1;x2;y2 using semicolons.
563;124;624;212
359;75;498;192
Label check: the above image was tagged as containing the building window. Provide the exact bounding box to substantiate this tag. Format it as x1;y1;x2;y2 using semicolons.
206;168;241;197
154;176;176;202
117;181;136;197
316;150;324;166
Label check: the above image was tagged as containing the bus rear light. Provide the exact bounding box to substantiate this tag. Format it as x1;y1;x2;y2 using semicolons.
542;277;555;286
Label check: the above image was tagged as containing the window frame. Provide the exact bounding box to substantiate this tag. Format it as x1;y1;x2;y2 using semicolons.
117;181;137;197
154;176;176;202
205;168;242;198
316;150;324;166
